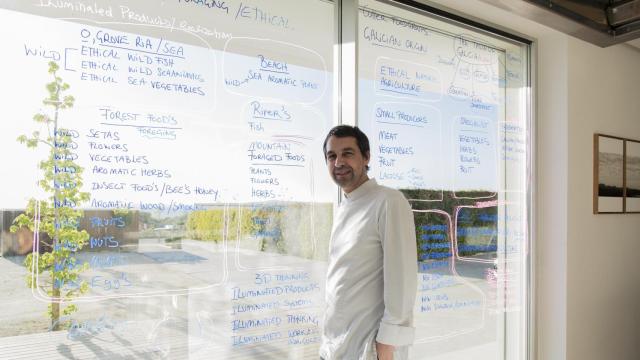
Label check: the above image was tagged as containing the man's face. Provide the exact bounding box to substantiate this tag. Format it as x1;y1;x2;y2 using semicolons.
325;135;370;194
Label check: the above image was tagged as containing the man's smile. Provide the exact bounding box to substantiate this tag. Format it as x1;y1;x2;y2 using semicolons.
334;168;351;178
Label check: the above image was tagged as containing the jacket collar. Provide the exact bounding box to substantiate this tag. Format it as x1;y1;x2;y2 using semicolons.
343;178;377;202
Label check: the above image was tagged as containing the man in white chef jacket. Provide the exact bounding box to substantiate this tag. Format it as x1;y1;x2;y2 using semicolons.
319;125;418;360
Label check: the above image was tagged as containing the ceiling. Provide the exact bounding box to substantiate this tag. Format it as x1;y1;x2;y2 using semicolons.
627;37;640;49
478;0;640;48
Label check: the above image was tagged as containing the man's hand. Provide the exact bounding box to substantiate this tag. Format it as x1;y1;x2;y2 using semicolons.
375;341;395;360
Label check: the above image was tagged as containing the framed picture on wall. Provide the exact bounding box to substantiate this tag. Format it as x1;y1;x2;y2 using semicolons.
594;134;625;213
625;140;640;213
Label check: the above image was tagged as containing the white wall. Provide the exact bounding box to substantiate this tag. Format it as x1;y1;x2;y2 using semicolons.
567;40;640;360
422;1;640;359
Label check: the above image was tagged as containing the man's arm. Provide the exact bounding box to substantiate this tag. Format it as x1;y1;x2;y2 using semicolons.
376;192;418;352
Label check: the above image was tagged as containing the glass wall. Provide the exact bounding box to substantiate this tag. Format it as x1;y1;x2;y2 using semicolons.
0;1;334;358
358;1;530;359
0;0;530;359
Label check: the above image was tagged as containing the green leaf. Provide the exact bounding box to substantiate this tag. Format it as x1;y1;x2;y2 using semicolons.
62;304;77;315
48;61;59;73
46;82;57;93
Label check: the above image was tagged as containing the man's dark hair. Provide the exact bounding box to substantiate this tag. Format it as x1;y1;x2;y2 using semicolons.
323;125;370;170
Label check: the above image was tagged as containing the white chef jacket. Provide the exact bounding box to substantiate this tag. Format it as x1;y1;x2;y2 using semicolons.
320;179;418;360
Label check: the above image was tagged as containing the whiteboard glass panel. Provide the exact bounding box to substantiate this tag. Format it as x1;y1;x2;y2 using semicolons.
358;2;530;359
0;1;334;358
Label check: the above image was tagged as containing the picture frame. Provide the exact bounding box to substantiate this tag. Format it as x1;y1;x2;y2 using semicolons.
594;134;625;214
